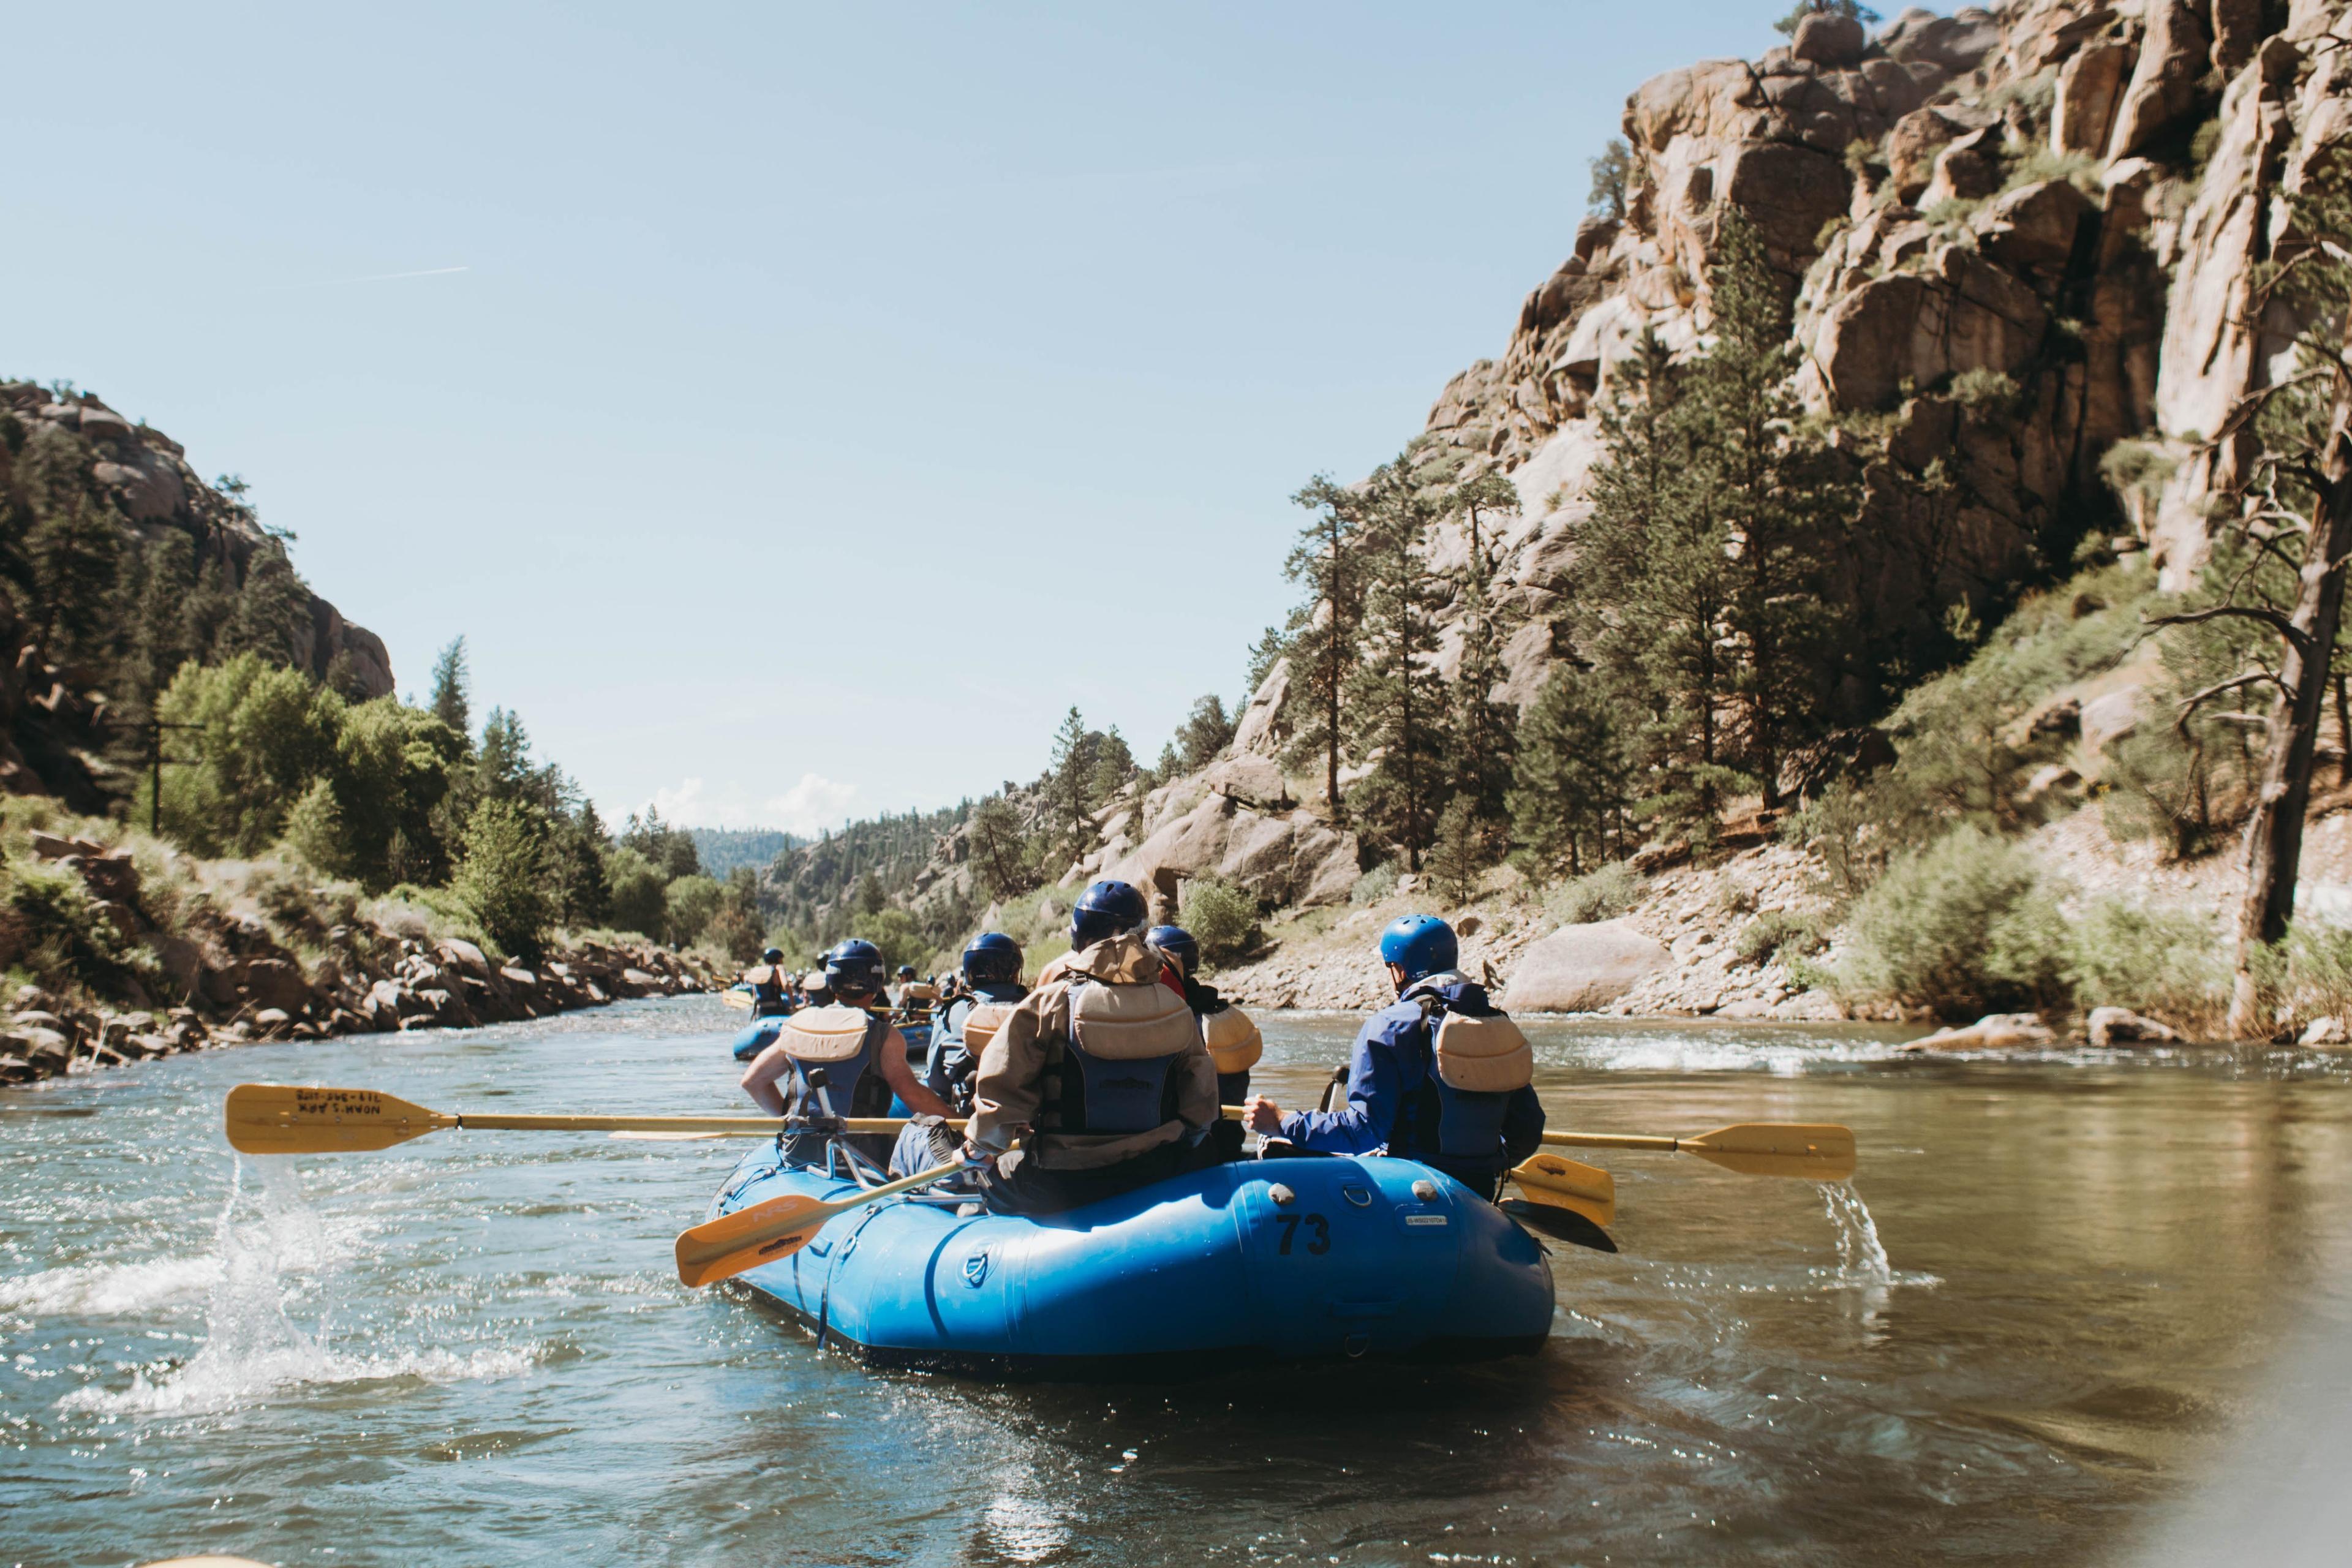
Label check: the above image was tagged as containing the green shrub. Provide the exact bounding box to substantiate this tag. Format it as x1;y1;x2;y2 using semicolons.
602;846;665;938
2;859;154;995
452;798;551;960
1840;825;2071;1019
1949;368;2021;416
1544;861;1643;925
1349;862;1398;906
662;874;723;948
2067;895;2227;1029
1180;876;1260;966
1735;908;1827;968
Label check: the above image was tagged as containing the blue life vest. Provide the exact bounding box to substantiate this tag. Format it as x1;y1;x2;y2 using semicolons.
775;1006;896;1167
927;981;1027;1110
745;965;793;1018
1390;974;1533;1173
1042;975;1199;1138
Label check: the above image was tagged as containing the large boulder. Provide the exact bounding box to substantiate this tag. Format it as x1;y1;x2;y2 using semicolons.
1108;792;1360;911
2108;0;2214;159
1231;659;1291;757
1792;11;1865;69
2052;39;2135;154
1501;921;1669;1013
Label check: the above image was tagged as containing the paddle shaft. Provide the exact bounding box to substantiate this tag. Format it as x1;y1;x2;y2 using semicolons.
1542;1131;1683;1153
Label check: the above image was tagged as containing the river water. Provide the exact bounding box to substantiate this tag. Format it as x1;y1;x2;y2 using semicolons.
5;998;2351;1567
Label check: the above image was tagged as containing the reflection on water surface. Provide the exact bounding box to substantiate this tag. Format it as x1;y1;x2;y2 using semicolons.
3;1000;2348;1566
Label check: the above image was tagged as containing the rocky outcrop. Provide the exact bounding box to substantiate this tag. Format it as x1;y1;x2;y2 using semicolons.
1317;0;2345;737
0;826;719;1086
0;382;394;812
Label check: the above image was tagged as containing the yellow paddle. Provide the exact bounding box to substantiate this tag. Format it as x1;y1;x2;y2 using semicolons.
221;1083;913;1155
722;988;753;1012
1542;1123;1855;1180
673;1163;969;1287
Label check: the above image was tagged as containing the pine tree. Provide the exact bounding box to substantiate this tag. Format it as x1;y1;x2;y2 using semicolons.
1688;212;1853;807
1442;464;1525;837
1176;694;1235;769
430;636;471;736
1426;794;1487;907
26;498;122;663
968;796;1033;899
1284;475;1371;820
219;546;313;670
1088;725;1135;803
1344;451;1453;870
1048;705;1095;852
1509;666;1633;876
1574;326;1733;829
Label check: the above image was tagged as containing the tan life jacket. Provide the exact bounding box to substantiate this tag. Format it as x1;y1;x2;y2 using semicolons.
960;1000;1018;1056
1431;1010;1534;1093
1039;974;1201;1136
1200;1005;1263;1076
775;1003;875;1063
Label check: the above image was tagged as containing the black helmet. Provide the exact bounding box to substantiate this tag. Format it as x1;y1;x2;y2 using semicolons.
825;939;886;999
1147;924;1199;979
962;931;1022;985
897;964;916;981
761;946;784;965
1071;879;1148;948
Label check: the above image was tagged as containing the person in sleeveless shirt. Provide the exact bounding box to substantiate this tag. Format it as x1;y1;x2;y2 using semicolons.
741;938;953;1169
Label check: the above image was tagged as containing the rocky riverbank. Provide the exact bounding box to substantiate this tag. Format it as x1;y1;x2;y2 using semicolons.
0;824;720;1086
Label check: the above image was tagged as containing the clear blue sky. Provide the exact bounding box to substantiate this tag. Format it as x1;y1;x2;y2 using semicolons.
3;2;1910;832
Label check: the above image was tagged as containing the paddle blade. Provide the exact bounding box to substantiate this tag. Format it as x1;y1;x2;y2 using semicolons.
1508;1153;1617;1229
1682;1122;1856;1180
1499;1197;1618;1253
224;1084;451;1155
675;1191;835;1287
722;988;753;1012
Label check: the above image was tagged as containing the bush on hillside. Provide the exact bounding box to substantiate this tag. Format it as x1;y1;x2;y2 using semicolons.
1839;825;2070;1019
602;847;666;939
1733;908;1827;968
1544;862;1643;925
1180;876;1259;966
2;858;154;995
661;874;723;949
452;797;551;961
1349;862;1398;906
2067;895;2227;1029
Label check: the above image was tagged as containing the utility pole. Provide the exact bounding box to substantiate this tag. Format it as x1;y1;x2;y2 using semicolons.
139;718;203;835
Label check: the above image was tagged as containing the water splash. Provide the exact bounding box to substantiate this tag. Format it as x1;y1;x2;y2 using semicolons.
1821;1182;1894;1287
1816;1182;1939;1292
58;1156;537;1418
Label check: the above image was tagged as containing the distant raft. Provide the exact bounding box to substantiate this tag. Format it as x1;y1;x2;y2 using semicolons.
707;1145;1557;1379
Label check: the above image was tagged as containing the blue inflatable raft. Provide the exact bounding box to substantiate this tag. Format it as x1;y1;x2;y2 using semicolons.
708;1144;1557;1378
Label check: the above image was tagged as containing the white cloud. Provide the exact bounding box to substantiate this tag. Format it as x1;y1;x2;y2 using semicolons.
766;773;859;834
626;774;858;835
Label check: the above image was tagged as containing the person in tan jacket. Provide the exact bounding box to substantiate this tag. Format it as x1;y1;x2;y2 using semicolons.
965;880;1218;1215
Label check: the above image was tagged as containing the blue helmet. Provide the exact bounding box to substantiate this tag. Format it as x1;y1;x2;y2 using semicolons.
761;947;784;965
962;931;1022;984
1148;924;1199;979
824;938;886;998
1071;879;1148;947
1379;914;1458;982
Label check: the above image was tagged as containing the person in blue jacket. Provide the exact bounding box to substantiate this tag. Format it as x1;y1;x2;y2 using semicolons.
1242;913;1544;1200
